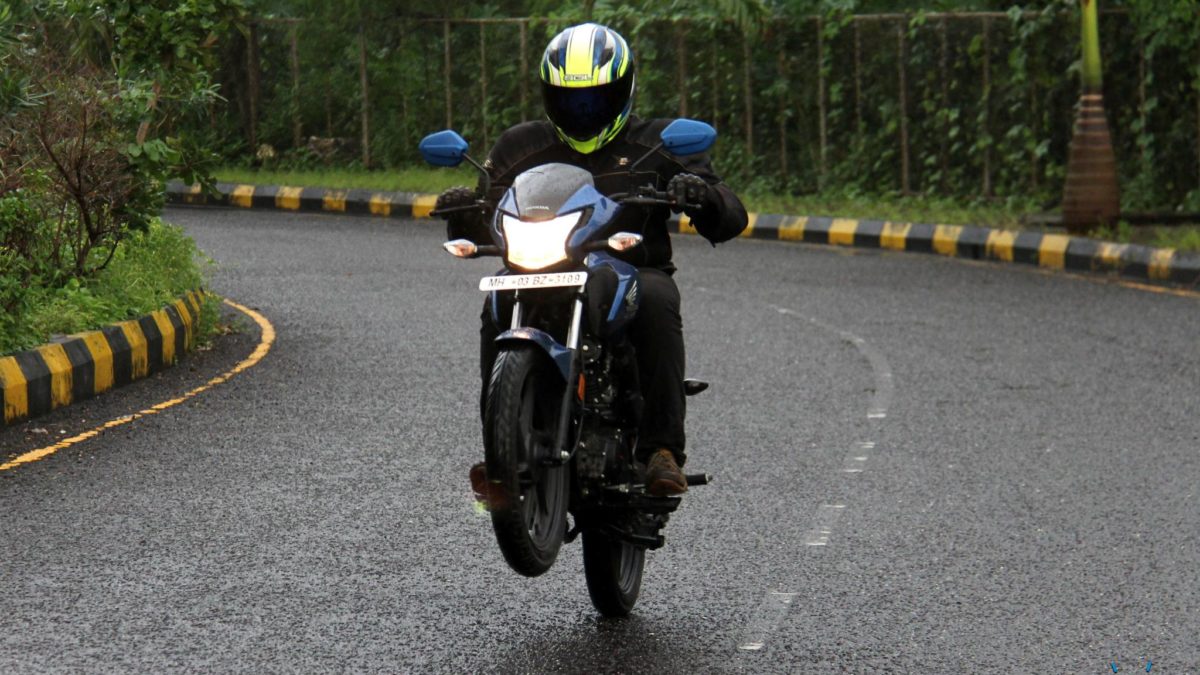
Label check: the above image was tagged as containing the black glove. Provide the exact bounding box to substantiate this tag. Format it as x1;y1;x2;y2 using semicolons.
665;173;713;217
433;185;476;218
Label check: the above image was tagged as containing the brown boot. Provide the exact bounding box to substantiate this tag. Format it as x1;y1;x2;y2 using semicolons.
469;462;489;507
645;449;688;496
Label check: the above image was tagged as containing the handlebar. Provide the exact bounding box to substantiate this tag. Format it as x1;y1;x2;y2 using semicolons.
429;202;486;218
613;189;701;212
433;189;699;220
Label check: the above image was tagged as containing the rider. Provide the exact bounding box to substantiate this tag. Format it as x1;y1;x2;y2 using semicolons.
437;22;747;496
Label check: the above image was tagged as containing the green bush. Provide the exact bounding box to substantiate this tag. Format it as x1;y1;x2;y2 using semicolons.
0;1;242;356
1;218;216;355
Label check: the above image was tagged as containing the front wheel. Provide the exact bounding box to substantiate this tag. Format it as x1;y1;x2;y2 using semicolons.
582;528;645;617
484;346;569;577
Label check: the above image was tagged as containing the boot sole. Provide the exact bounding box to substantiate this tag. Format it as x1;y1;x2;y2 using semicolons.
646;479;688;497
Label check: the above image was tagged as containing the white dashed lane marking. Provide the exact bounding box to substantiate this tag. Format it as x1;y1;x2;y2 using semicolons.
738;592;798;652
842;441;877;473
731;303;895;654
803;504;847;546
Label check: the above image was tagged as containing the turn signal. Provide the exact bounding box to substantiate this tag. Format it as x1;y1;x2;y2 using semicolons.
607;232;643;252
443;239;478;258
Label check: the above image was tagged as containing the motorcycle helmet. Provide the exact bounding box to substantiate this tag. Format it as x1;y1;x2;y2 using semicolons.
540;23;635;154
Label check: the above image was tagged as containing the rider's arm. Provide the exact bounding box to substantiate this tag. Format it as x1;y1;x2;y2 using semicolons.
442;123;560;244
439;124;553;244
671;153;748;245
437;186;489;243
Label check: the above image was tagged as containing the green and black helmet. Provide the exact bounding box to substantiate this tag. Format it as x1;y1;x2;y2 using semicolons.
539;23;635;154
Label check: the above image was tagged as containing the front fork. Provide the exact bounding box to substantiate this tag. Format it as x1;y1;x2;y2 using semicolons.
510;290;585;466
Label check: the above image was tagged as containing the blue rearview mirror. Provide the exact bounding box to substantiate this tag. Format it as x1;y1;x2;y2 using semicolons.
660;119;717;156
419;130;469;167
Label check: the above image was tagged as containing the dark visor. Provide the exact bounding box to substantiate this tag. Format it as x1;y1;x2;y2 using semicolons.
542;70;633;140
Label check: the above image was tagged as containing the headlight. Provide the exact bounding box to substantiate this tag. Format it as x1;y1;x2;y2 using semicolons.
501;212;585;271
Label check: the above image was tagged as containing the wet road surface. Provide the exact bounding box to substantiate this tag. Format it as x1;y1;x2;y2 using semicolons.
2;207;1198;672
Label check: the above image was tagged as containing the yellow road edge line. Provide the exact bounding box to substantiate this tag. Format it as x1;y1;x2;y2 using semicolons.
1110;277;1200;298
0;299;276;473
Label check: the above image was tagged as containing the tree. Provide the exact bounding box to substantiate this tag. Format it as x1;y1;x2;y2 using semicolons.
1061;0;1120;232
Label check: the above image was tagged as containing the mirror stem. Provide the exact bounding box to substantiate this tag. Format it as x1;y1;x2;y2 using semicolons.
628;141;663;174
462;153;491;197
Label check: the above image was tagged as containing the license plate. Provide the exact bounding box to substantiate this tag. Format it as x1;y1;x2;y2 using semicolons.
478;271;588;292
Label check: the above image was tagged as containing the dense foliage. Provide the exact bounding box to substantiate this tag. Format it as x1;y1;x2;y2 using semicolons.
1;1;240;352
207;0;1199;213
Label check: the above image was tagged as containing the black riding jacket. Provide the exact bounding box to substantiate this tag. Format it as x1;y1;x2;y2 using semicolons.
449;116;748;272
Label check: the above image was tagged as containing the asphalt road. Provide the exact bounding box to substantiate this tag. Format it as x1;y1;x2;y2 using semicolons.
2;206;1198;673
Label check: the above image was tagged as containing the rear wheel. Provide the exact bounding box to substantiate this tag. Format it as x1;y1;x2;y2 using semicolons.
484;346;568;577
582;528;645;617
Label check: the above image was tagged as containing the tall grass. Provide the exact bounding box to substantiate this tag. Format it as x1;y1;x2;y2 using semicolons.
1;219;218;355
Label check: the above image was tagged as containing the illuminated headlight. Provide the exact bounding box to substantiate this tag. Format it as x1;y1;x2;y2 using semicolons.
501;212;584;271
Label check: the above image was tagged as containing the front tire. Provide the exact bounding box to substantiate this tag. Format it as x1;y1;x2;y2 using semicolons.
582;528;645;617
484;346;568;577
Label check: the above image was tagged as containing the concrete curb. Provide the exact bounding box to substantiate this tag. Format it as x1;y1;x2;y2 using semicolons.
167;181;1200;288
1;290;208;428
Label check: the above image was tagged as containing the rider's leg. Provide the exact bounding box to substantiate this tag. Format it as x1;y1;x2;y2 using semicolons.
629;268;687;467
479;298;501;418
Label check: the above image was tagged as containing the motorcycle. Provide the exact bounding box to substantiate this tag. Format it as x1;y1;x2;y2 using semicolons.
420;119;716;617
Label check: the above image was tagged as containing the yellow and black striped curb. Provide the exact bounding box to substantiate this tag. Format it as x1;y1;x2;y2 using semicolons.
167;181;439;219
0;290;208;428
675;214;1200;287
167;182;1200;287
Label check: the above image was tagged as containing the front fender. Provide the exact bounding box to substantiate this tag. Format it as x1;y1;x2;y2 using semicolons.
495;328;572;380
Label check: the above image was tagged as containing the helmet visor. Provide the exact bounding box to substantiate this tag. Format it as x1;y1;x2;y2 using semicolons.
542;70;634;141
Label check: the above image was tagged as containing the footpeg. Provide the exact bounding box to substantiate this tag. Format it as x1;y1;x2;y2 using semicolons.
685;473;711;486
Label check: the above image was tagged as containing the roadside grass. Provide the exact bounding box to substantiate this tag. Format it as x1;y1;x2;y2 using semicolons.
1;219;219;355
214;166;1200;251
1092;220;1200;253
740;190;1034;229
215;165;478;194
